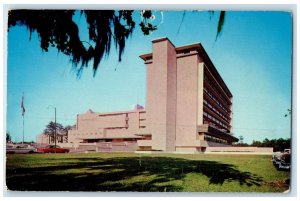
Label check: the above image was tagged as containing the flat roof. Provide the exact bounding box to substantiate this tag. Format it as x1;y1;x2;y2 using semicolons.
77;136;144;140
140;38;232;97
79;108;146;117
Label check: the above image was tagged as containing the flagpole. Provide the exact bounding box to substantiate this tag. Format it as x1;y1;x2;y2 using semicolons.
21;92;25;144
22;115;24;144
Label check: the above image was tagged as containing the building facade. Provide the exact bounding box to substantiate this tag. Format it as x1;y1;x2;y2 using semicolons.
68;106;149;144
138;38;237;152
37;38;238;152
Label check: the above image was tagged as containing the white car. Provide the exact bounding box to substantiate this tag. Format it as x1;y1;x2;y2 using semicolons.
6;144;36;154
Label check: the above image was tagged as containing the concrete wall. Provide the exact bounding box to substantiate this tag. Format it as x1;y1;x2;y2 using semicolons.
36;133;49;144
68;108;146;144
175;147;198;152
146;38;177;151
175;53;199;147
166;40;177;151
197;62;204;126
206;146;273;153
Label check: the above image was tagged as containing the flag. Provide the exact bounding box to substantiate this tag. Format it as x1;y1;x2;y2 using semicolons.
21;93;25;116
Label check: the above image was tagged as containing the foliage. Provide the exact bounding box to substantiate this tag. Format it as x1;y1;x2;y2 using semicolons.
238;135;244;142
216;11;226;40
43;121;65;136
234;138;291;151
139;10;157;35
233;135;248;146
63;125;75;135
6;131;12;143
251;138;291;152
233;142;249;147
6;153;289;192
8;10;226;77
8;10;157;77
208;11;226;40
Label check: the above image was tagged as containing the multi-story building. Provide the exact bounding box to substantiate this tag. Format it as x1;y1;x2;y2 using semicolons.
67;106;148;144
138;37;237;152
37;37;238;152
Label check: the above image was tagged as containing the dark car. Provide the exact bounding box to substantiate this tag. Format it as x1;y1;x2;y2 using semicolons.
36;145;69;153
278;153;291;170
272;149;291;170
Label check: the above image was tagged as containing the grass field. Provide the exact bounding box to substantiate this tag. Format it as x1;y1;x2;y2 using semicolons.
6;152;290;192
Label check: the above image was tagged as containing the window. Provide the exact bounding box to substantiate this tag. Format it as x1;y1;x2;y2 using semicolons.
183;50;190;54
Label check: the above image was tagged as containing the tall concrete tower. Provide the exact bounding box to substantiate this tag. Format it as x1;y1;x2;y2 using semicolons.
143;38;177;151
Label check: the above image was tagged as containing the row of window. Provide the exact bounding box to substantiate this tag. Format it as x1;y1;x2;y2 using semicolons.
204;135;230;145
204;73;231;107
204;88;230;115
204;84;230;113
203;119;229;133
203;111;229;131
203;99;230;123
72;132;103;136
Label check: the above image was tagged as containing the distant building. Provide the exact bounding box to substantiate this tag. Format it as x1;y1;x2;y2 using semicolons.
36;125;74;144
38;38;238;152
68;107;147;144
36;133;48;144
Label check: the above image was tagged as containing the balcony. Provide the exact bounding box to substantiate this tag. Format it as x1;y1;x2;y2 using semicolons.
198;124;238;143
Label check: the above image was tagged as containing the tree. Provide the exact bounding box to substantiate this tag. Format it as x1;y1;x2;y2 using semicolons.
8;10;226;77
62;125;76;142
238;135;244;144
250;138;290;152
6;131;12;143
63;125;74;134
232;135;249;147
44;121;65;143
251;140;262;147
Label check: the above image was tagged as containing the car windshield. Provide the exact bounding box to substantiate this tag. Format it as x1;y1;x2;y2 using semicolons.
47;145;60;148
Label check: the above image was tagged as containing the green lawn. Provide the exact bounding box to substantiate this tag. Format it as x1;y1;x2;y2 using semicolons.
6;153;290;192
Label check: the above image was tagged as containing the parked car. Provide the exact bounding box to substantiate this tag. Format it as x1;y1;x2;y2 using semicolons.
272;149;291;170
278;153;291;170
6;144;36;154
36;145;69;153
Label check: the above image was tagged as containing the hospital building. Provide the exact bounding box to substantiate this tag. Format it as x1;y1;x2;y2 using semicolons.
38;37;238;152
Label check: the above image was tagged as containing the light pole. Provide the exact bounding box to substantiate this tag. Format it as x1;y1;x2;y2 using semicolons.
48;105;57;153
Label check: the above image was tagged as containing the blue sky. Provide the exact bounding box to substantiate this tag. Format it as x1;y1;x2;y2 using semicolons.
6;11;292;144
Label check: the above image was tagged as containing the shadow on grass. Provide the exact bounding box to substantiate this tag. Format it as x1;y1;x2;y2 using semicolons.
6;156;263;192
